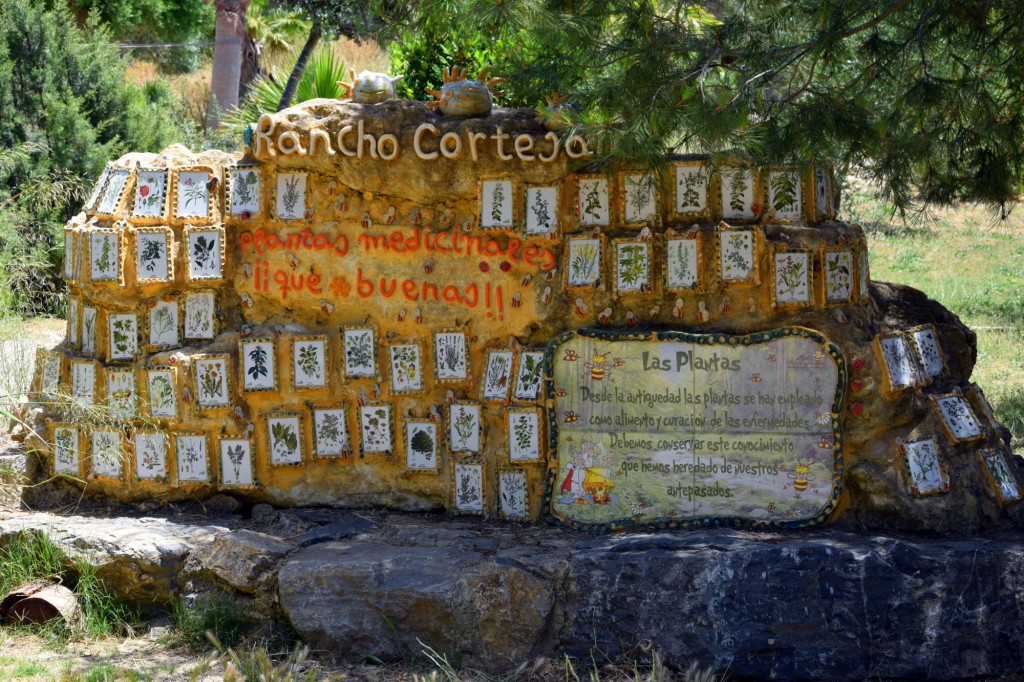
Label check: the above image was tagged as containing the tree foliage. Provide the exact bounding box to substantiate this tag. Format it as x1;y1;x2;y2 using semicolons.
397;0;1024;211
0;0;180;314
69;0;215;72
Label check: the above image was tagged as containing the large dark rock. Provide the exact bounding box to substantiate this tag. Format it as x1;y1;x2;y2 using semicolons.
561;530;1024;681
277;540;561;673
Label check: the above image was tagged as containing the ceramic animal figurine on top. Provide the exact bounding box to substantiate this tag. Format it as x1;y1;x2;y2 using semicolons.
426;66;502;118
536;91;575;131
337;69;404;104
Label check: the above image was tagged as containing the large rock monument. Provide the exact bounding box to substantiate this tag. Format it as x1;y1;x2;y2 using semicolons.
28;94;1023;535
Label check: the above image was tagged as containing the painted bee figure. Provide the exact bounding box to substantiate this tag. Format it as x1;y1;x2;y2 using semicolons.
584;352;610;381
788;464;816;498
563;411;580;423
563;349;579;361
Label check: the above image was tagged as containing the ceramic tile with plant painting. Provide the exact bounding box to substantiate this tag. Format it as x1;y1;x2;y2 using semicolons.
134;430;168;481
96;168;131;217
897;437;948;497
132;168;168;220
106;369;137;418
193;356;231;408
498;468;529;521
824;250;853;303
480;178;514;229
51;424;80;477
148;298;179;348
219;438;255;487
719;229;755;282
453;460;484;514
507;408;542;462
404;418;439;471
908;324;944;380
67;298;79;347
773;251;810;305
146;368;177;419
524;186;558;235
70;360;96;405
63;229;77;280
389;343;423;393
615;240;650;293
482;350;515;401
186;226;224;280
720;168;755;220
359;403;393;455
38;350;61;398
265;413;304;466
174;432;210;484
90;428;123;479
90;229;120;282
566;237;602;288
276;172;307;220
513;351;545;401
769;171;802;220
108;313;138;362
933;394;983;442
671;162;708;219
292;337;327;389
980;448;1023;504
311;406;350;458
665;236;700;291
448;401;482;454
135;228;172;282
622;173;657;225
81;307;98;357
175;169;212;220
433;330;469;383
342;326;377;378
84;165;111;213
226;166;260;217
576;176;609;227
184;292;216;340
876;333;918;393
240;339;276;391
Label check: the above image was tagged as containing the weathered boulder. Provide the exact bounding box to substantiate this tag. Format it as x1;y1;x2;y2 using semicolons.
277;541;560;672
296;514;376;548
561;530;1024;681
0;511;226;605
187;529;292;594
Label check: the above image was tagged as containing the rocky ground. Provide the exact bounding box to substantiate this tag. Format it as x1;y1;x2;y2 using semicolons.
3;466;1024;681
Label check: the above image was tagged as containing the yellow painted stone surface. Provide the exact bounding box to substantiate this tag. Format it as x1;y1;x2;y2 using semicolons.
35;100;1021;531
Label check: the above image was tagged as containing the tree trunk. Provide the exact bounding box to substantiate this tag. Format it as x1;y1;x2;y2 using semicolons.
207;2;245;129
276;20;322;112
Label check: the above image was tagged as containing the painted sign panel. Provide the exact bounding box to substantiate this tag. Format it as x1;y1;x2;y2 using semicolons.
546;328;844;530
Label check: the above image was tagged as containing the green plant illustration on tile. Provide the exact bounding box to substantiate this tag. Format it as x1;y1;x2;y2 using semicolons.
617;243;648;291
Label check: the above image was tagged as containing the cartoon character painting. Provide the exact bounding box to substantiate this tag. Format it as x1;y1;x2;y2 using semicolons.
559;440;617;506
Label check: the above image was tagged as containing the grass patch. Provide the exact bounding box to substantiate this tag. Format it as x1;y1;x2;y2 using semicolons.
0;531;137;638
169;590;250;652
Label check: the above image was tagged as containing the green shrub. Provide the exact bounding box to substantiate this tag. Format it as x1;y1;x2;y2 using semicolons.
0;0;181;317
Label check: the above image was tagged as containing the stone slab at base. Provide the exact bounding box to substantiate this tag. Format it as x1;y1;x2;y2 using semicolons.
1;508;1022;680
